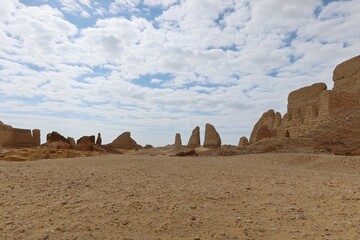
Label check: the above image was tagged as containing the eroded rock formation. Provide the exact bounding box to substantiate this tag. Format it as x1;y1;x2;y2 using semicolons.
0;121;40;148
203;123;221;148
187;126;200;148
247;55;360;155
110;132;138;149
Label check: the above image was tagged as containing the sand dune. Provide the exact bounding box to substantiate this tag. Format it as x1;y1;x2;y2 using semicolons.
1;153;360;239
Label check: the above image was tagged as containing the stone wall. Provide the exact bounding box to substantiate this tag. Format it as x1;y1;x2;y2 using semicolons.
249;55;360;143
0;121;14;147
333;55;360;95
0;121;40;148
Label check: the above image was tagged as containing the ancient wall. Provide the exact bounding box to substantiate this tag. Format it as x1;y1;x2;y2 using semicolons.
278;83;327;137
111;132;138;149
333;55;360;95
0;121;14;147
249;55;360;143
0;121;40;148
203;123;221;148
318;90;359;119
249;110;282;143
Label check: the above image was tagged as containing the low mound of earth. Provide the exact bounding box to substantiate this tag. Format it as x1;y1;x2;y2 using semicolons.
1;153;359;239
0;147;105;161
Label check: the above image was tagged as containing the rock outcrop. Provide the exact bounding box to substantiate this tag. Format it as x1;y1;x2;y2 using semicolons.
96;133;102;145
174;133;182;147
187;126;200;148
247;55;360;155
110;132;138;149
0;121;40;148
203;123;221;148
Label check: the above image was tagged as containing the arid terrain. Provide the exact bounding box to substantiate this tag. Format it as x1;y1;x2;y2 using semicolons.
1;153;360;240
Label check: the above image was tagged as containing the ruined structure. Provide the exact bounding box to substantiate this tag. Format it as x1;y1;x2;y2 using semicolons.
67;137;76;148
96;133;102;145
110;132;138;149
0;121;40;148
77;135;95;145
249;110;282;143
174;133;182;147
203;123;221;148
47;131;69;144
187;126;200;148
248;55;360;154
238;136;249;148
46;131;75;150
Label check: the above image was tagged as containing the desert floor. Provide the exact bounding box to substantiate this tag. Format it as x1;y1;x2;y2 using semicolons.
1;153;360;240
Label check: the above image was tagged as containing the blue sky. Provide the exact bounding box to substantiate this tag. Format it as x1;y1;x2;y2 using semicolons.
0;0;359;146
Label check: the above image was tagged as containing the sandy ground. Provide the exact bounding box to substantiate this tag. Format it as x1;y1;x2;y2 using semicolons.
1;153;360;240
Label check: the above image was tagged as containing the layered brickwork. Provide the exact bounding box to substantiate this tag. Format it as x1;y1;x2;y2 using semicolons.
333;55;360;94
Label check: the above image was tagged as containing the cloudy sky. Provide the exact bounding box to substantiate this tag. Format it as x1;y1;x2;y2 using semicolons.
0;0;359;146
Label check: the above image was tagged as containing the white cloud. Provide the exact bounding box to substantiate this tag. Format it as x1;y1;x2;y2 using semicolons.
143;0;179;8
109;0;141;13
150;79;163;84
57;0;94;17
0;0;20;21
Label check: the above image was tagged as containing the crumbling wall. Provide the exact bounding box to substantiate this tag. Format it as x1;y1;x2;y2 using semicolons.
333;55;360;95
249;55;360;143
0;121;40;148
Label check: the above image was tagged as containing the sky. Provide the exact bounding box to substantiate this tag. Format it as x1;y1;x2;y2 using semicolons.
0;0;359;146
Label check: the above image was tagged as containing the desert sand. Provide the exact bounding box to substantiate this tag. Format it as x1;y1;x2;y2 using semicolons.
1;153;360;240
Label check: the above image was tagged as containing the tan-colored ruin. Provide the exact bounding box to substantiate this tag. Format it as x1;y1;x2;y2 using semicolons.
0;121;40;148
